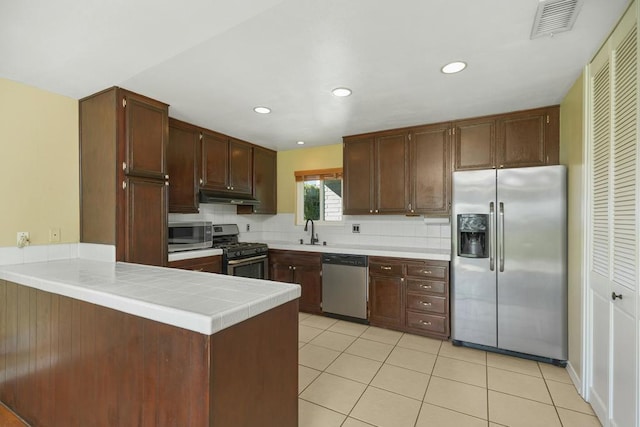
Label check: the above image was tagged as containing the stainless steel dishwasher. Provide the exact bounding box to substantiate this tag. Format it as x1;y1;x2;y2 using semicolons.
322;253;368;322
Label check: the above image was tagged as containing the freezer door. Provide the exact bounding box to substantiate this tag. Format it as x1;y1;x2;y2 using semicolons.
451;169;498;347
496;165;567;360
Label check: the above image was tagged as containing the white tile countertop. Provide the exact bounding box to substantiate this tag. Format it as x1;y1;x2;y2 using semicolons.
0;259;300;335
262;241;451;261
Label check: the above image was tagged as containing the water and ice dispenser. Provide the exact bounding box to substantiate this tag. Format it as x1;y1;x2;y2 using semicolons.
457;214;489;258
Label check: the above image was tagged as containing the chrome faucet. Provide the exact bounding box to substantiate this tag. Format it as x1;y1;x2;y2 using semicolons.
304;218;318;245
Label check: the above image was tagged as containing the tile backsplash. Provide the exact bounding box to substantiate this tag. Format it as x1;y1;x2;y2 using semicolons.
169;204;451;250
0;243;115;266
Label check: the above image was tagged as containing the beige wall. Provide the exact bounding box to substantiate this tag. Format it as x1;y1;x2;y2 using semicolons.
0;79;79;247
559;71;585;379
276;143;342;213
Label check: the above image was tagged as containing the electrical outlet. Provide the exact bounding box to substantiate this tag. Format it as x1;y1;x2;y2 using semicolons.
49;228;61;243
352;224;360;233
17;232;30;248
246;224;250;232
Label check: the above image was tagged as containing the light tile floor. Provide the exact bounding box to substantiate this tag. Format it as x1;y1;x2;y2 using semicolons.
298;313;601;427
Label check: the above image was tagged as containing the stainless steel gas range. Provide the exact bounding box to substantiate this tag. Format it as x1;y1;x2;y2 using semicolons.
211;224;268;279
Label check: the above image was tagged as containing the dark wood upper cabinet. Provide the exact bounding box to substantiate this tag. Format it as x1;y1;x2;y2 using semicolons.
122;91;168;179
376;132;409;214
344;126;450;216
454;117;495;171
228;138;253;195
80;87;169;267
167;118;200;213
454;106;560;170
343;135;375;214
201;133;253;197
497;106;560;168
241;146;277;214
343;132;408;215
410;123;451;215
201;130;230;192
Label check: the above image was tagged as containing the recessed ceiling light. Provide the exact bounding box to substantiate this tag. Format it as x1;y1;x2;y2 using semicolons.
253;106;271;114
332;87;352;97
441;61;467;74
297;141;305;145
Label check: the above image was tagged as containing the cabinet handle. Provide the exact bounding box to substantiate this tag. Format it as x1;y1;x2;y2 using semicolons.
165;174;169;180
375;209;379;213
122;181;126;190
420;284;432;289
611;292;623;300
369;210;373;213
231;186;234;190
292;266;296;271
419;320;432;326
165;182;169;186
421;270;432;274
381;266;392;270
288;265;292;270
122;162;127;171
199;178;203;185
420;301;432;306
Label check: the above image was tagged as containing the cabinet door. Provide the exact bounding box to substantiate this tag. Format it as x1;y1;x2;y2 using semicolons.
201;131;229;192
168;120;200;213
252;147;277;214
123;176;167;266
411;124;451;215
343;136;375;214
270;263;293;283
369;275;403;328
168;255;222;273
228;139;253;195
496;107;558;168
454;117;495;170
122;91;168;179
376;132;409;213
294;265;322;314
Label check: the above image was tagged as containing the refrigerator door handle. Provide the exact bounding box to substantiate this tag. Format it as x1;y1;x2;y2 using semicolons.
499;202;505;272
489;202;495;271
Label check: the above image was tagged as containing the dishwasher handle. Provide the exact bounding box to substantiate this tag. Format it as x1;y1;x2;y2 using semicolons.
321;253;368;267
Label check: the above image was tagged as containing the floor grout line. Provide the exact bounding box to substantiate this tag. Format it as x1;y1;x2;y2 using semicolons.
297;315;599;427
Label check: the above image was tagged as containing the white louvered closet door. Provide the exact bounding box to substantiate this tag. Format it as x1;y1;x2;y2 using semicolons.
588;3;639;427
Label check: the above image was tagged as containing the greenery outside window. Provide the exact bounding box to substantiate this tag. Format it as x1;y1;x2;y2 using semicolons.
295;168;343;224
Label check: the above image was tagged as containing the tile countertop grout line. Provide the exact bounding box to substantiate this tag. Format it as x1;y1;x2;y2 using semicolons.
0;258;300;336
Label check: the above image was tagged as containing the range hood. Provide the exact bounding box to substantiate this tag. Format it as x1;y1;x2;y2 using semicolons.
199;190;260;206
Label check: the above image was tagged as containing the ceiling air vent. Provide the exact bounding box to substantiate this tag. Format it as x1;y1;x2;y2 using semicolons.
530;0;583;39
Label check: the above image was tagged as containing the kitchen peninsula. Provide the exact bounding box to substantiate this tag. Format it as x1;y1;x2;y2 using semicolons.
0;258;300;426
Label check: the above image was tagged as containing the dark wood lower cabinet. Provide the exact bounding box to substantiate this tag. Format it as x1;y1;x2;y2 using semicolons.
0;280;298;427
368;275;403;328
269;250;322;314
368;257;450;340
168;255;222;273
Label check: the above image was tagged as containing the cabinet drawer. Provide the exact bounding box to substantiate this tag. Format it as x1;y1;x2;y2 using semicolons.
406;264;447;280
406;312;447;334
369;262;403;277
406;279;446;295
406;294;446;314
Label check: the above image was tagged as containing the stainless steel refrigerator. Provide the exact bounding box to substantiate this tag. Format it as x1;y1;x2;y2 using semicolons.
451;165;567;362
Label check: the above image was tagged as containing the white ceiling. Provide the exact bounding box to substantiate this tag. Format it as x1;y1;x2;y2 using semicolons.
0;0;630;151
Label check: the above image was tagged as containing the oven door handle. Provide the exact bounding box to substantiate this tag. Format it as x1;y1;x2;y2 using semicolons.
227;255;268;265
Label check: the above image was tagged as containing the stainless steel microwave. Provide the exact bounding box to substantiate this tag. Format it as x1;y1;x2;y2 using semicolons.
168;221;213;252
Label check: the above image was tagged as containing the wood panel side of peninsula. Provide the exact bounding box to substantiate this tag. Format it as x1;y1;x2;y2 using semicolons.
0;280;298;427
